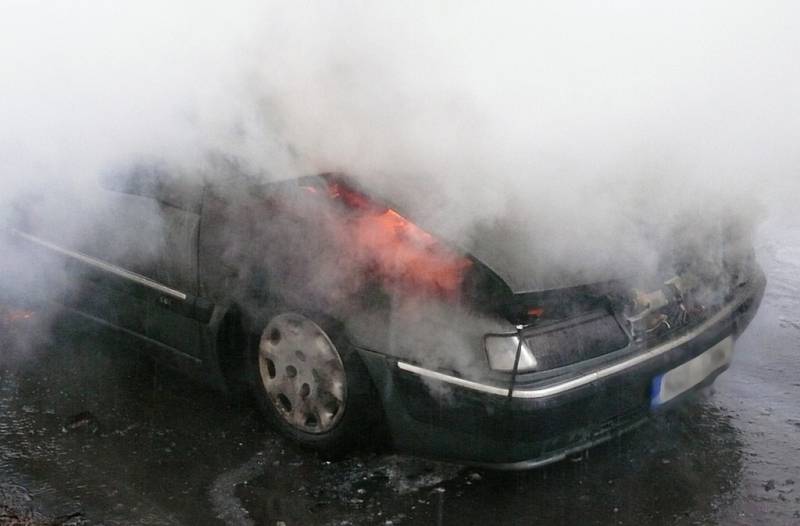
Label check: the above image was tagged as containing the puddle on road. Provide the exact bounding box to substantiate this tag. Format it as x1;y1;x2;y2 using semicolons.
205;401;751;526
219;449;464;526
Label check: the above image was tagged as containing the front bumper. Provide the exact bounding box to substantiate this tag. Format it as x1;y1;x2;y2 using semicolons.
358;269;766;468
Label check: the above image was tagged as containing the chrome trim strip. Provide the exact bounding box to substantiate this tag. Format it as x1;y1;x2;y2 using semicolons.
396;362;510;397
12;229;187;301
397;293;746;400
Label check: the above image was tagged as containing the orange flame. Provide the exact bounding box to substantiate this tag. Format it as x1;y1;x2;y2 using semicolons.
350;207;472;298
306;177;473;298
1;307;35;323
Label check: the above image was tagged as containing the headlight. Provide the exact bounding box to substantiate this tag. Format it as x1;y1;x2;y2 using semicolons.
484;334;537;372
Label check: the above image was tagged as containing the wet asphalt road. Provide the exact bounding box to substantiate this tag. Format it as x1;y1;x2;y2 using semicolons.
1;217;798;526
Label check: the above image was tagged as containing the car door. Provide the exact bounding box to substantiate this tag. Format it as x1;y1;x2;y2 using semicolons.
101;168;210;360
10;170;209;361
9;179;165;337
140;174;206;359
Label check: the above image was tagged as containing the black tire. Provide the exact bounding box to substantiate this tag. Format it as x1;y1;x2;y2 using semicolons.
246;310;381;455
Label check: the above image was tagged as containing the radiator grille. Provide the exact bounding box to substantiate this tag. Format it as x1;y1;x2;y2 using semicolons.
524;311;629;370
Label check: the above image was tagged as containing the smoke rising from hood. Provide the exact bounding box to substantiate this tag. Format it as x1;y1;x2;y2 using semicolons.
1;3;798;304
233;2;799;287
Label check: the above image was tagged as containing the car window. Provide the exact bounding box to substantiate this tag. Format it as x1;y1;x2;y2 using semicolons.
100;164;204;213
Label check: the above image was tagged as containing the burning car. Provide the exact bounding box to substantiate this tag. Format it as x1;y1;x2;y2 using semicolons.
3;168;765;468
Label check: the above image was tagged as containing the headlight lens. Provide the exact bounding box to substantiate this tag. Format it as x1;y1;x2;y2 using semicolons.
484;334;537;372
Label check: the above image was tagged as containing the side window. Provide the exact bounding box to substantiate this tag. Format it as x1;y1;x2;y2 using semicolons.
98;164;203;293
100;164;204;213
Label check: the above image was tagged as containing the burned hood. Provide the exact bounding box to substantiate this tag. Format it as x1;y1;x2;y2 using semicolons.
459;217;642;293
393;203;659;294
348;175;654;293
342;174;751;295
461;215;750;295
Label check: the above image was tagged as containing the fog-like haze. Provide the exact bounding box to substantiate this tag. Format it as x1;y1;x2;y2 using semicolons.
1;2;798;295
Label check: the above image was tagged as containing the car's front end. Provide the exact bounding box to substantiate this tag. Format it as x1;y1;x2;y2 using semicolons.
229;174;767;467
320;177;767;467
357;262;764;467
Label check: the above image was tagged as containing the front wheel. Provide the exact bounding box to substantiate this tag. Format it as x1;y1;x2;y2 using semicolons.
248;311;381;454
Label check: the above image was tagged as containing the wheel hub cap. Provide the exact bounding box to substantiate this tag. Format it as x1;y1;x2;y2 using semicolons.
258;313;346;434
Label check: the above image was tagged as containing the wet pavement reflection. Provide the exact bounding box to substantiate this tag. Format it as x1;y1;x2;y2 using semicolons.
1;219;798;525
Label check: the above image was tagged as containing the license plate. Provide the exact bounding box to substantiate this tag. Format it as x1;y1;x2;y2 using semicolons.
651;336;734;407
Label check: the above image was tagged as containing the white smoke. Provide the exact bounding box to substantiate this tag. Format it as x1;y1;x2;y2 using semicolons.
1;1;798;310
3;2;798;210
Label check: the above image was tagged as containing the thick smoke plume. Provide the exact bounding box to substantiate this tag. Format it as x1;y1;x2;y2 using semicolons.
3;3;798;233
1;2;798;371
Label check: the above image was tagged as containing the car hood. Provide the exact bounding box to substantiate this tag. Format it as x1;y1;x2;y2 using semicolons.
395;205;651;294
457;217;640;293
349;175;743;295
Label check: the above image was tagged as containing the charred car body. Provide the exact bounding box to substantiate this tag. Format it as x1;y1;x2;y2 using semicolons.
3;169;765;468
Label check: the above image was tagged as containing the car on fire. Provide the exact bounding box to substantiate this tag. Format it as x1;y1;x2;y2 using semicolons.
3;168;765;468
